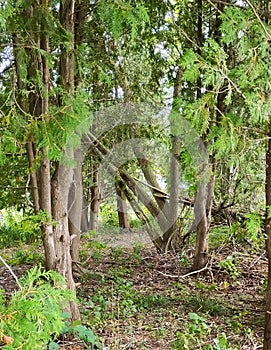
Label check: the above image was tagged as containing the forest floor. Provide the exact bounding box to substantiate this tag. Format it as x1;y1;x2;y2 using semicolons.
0;230;267;349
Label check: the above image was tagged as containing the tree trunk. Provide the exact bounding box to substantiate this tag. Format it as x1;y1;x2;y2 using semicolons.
191;157;216;271
88;133;168;235
115;177;164;251
81;195;90;233
89;162;100;231
134;146;170;216
116;185;130;229
161;135;181;252
26;142;40;214
68;149;83;263
162;66;182;252
264;123;271;350
13;34;40;214
52;164;80;321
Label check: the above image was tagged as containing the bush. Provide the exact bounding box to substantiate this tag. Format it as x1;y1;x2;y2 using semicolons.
0;210;45;248
0;267;75;349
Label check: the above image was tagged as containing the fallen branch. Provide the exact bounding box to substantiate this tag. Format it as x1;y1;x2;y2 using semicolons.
156;262;210;279
0;255;22;291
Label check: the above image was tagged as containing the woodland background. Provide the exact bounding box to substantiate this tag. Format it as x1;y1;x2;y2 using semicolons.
0;0;271;349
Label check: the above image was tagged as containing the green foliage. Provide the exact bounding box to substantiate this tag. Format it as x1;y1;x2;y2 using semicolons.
97;0;149;41
244;212;264;250
172;313;237;350
33;92;93;162
83;236;107;262
0;210;45;248
84;276;169;328
185;294;231;317
129;217;142;228
0;267;76;349
219;256;241;281
181;49;200;83
99;203;119;228
8;248;43;266
49;322;101;349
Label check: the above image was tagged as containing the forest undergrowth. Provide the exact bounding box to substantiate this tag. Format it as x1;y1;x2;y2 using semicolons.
0;229;267;350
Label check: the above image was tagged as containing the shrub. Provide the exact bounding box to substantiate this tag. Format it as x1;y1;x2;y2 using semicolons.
0;266;75;349
0;210;46;248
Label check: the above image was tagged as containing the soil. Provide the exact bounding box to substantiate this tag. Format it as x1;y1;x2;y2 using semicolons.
0;236;267;350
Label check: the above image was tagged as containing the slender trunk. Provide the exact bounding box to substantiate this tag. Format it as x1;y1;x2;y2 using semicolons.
161;135;181;251
68;149;83;263
39;24;55;270
26;142;40;214
40;149;55;270
89;162;100;231
81;195;90;233
119;170;168;232
264;122;271;350
55;0;80;321
116;185;130;229
115;177;163;251
88;132;168;234
13;34;40;214
162;67;182;251
134;146;170;216
191;157;216;270
51;164;80;321
262;3;271;348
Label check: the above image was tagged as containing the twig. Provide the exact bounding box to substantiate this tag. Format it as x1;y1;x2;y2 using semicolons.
156;271;179;278
156;262;210;279
181;263;210;278
246;0;271;40
0;255;22;291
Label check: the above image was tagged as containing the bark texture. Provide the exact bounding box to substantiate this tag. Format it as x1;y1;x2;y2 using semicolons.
13;0;81;321
89;161;100;231
191;157;216;271
264;123;271;350
116;186;130;229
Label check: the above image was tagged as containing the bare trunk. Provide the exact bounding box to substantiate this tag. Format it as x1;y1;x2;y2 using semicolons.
40;149;55;270
89;163;100;231
88;133;168;235
13;35;40;215
52;165;80;321
26;143;40;213
161;135;181;251
68;149;83;263
134;146;170;216
116;186;130;229
81;196;90;233
191;158;216;271
116;177;163;251
162;67;182;251
264;123;271;350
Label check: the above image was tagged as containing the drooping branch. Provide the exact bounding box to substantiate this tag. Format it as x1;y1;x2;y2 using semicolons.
133;145;170;216
84;131;169;234
115;176;163;251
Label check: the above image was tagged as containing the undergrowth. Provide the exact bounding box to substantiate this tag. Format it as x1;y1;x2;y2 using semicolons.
0;266;100;349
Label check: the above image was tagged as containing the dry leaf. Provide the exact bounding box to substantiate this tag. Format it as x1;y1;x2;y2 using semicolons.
1;334;14;345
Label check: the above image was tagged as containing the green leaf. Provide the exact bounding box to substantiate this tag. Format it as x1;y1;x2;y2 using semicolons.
75;325;97;344
48;342;60;350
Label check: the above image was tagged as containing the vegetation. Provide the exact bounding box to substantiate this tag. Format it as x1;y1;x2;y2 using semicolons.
0;0;271;348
